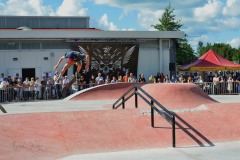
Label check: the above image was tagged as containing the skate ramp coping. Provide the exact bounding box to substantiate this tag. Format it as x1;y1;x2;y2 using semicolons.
124;83;218;109
65;83;145;100
68;83;218;109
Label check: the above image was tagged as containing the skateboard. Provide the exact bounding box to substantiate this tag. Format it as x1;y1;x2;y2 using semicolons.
62;73;80;98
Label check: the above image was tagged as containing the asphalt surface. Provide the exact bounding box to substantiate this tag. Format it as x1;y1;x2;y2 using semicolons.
59;141;240;160
0;95;240;160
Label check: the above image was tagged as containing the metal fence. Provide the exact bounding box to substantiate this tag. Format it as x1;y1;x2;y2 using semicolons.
0;83;94;103
0;82;239;103
195;82;240;95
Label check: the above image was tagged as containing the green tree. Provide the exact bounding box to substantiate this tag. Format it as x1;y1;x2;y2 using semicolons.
197;42;240;62
152;3;196;65
151;4;182;31
176;39;197;65
196;41;204;56
197;42;212;56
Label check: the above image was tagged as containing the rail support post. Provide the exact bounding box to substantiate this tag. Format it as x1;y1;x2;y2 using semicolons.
172;114;176;147
151;100;154;127
122;97;125;109
135;87;138;108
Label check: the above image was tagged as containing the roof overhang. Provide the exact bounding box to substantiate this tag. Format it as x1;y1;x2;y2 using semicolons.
0;30;184;40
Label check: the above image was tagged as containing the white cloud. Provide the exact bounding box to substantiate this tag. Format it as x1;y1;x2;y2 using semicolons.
0;0;89;16
188;35;210;51
0;0;54;16
56;0;88;16
227;37;240;48
137;9;164;30
217;17;240;30
223;0;240;16
0;0;239;49
94;0;205;10
122;28;135;31
99;13;118;30
194;0;223;22
94;0;119;7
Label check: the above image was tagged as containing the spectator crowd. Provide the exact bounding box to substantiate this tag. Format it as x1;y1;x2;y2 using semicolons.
1;69;240;103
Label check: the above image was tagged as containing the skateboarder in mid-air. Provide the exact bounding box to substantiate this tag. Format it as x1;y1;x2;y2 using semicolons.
54;46;90;80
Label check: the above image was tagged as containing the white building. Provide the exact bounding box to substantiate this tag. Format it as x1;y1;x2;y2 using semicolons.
0;16;184;81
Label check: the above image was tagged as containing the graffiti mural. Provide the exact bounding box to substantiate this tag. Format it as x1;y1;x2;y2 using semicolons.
76;43;139;75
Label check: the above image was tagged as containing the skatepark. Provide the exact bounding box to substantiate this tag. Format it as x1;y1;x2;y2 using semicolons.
0;83;240;160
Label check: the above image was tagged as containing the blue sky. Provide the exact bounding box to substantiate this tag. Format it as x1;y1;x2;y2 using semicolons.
0;0;240;50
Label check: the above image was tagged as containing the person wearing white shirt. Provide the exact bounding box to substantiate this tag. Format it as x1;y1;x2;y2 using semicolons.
0;73;4;83
62;76;70;88
0;78;9;102
22;77;30;100
53;71;62;99
95;73;104;85
34;77;41;100
62;76;70;96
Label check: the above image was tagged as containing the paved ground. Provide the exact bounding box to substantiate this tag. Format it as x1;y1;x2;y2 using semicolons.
0;99;114;114
62;95;240;160
1;95;239;115
60;141;240;160
0;84;240;160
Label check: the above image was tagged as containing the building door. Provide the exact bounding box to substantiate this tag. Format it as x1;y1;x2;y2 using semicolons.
22;68;35;81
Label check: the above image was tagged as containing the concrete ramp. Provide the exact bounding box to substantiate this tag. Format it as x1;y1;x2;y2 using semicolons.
1;83;240;160
0;109;175;160
69;83;217;109
1;103;240;160
131;83;218;109
67;83;217;109
68;83;144;100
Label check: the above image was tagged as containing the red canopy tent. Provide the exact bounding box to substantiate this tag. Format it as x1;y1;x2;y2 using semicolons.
179;49;240;71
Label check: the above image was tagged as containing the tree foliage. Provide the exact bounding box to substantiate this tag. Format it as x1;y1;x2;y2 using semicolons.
151;4;182;31
197;41;240;62
176;39;197;65
152;3;197;65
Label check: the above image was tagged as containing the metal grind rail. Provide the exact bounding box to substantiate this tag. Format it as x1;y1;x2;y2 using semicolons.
112;84;176;147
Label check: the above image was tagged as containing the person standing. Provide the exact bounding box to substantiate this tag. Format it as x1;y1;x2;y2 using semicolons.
128;73;136;82
149;75;155;83
170;75;177;83
236;75;240;94
123;72;129;82
62;76;70;96
138;74;146;83
213;73;220;94
227;76;234;94
40;77;46;100
29;77;35;100
34;77;41;100
22;77;30;100
0;78;9;102
95;73;104;85
53;71;61;99
0;73;5;83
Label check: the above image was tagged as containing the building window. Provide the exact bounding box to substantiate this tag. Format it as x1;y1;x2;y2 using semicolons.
21;41;40;49
13;58;18;61
41;40;70;49
0;41;19;50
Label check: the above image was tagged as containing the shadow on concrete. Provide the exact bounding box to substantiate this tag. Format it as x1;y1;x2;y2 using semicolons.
0;104;7;113
174;113;215;148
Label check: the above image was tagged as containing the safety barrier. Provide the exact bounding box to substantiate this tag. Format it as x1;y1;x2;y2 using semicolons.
1;82;239;103
0;83;95;103
195;82;240;95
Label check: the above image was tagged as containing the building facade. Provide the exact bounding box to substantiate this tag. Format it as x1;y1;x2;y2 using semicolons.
0;16;184;81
